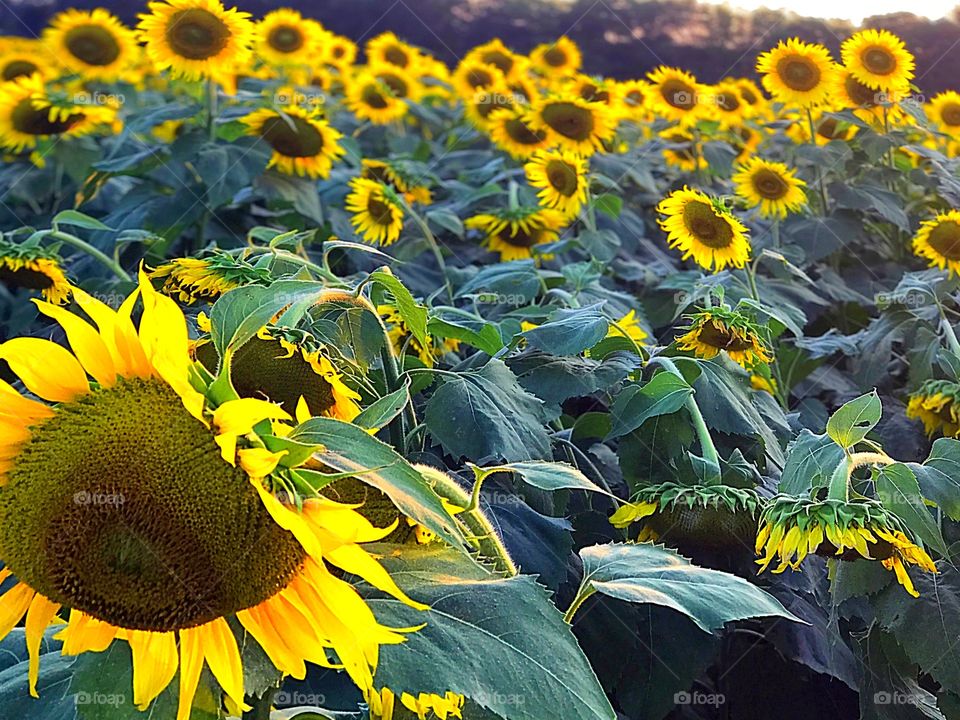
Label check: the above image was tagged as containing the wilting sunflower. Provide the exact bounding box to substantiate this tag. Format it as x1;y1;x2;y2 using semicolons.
346;72;408;125
0;273;426;716
841;29;914;93
0;39;54;82
928;91;960;139
371;688;465;720
676;306;772;369
346;177;405;246
464;38;524;82
757;496;937;597
242;106;344;179
912;210;960;276
42;9;136;80
530;36;581;78
0;237;71;305
150;253;270;304
366;32;421;72
361;159;433;205
907;379;960;437
732;157;807;219
137;0;254;81
195;325;361;421
487;107;550;160
756;38;835;107
610;483;761;549
466;207;566;262
255;9;322;67
379;304;461;367
657;187;751;271
524;149;588;217
529;94;616;156
645;66;703;123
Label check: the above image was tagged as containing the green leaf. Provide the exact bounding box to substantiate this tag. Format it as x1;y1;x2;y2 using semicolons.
874;463;948;557
0;629;75;720
290;417;470;552
826;391;882;449
354;379;410;432
482;461;613;496
576;543;801;633
606;371;692;439
780;430;846;494
457;261;541;304
364;546;616;720
510;351;640;407
427;317;504;356
425;208;464;238
369;269;428;349
52;210;113;231
909;439;960;520
424;360;552;462
593;193;622;220
523;304;609;356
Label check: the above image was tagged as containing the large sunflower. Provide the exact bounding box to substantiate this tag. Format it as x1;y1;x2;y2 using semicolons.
524;149;588;217
0;39;54;82
829;65;892;118
530;36;581;78
907;380;960;438
732;157;807;219
137;0;255;81
150;253;271;304
529;94;616;156
841;29;914;93
487;107;550;160
657;187;751;271
346;72;408;125
676;306;772;369
346;177;405;246
0;237;71;305
645;66;703;123
756;38;835;107
242;106;345;179
465;207;566;261
42;9;136;80
254;9;323;67
929;91;960;139
0;273;424;716
913;210;960;276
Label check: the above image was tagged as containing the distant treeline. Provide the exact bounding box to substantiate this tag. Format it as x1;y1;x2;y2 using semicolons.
4;0;959;93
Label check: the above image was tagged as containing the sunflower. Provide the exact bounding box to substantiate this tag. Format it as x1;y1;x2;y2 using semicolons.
0;39;54;82
361;159;433;205
907;380;960;437
366;32;421;72
912;210;960;276
756;38;835;107
731;124;763;163
828;65;893;118
707;81;751;128
618;79;650;112
657;187;751;271
465;207;566;262
464;38;523;82
463;79;523;129
529;94;616;156
841;29;914;93
658;128;705;173
255;8;323;67
732;157;807;219
530;36;581;78
323;33;357;71
137;0;254;81
929;92;960;139
605;309;649;346
371;687;465;720
346;177;405;246
487;107;550;159
242;106;344;179
757;496;937;597
195;325;361;421
378;304;461;367
676;306;771;368
150;253;271;304
451;59;505;103
0;273;426;716
0;237;71;305
524;149;588;217
733;77;766;108
372;62;424;104
42;9;136;80
346;72;408;125
645;66;703;123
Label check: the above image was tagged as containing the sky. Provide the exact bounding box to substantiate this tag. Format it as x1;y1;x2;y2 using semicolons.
697;0;956;23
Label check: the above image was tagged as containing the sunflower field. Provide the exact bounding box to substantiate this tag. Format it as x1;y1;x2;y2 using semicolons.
2;2;960;719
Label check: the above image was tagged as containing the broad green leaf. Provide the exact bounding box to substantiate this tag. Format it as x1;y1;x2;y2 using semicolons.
52;210;112;231
576;543;800;633
354;379;410;432
481;461;613;496
427;317;504;355
593;193;623;220
457;261;541;304
780;429;846;494
909;439;960;520
858;629;945;720
291;417;469;552
510;351;640;407
874;463;948;557
425;208;464;238
607;371;692;439
523;304;609;356
369;269;428;349
826;391;882;449
0;629;75;720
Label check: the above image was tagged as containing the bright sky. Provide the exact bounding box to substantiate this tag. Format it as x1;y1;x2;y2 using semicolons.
698;0;956;23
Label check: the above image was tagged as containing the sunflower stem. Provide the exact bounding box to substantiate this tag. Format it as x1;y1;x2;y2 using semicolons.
805;108;830;214
402;200;454;303
940;313;960;358
563;585;596;624
42;229;130;282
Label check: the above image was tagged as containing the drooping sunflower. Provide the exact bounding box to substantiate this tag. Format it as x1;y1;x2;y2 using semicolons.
346;72;408;125
378;303;461;367
530;36;581;78
371;687;466;720
907;380;960;437
465;207;566;262
194;324;361;421
676;306;772;369
732;157;807;219
529;94;616;156
928;91;960;139
254;8;323;67
841;29;914;93
757;496;937;597
645;66;703;124
361;158;433;205
366;32;421;72
912;210;960;276
137;0;255;81
524;149;588;217
0;39;54;82
657;187;751;272
42;9;136;80
0;237;71;305
0;273;426;716
756;38;835;107
346;177;405;246
241;106;344;179
486;107;550;160
150;253;271;304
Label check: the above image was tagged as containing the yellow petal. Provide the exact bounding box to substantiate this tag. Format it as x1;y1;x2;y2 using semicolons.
56;610;117;655
128;630;178;710
0;583;34;641
177;627;204;720
214;399;290;465
236;604;308;679
320;534;427;611
238;448;287;479
199;617;245;709
251;479;325;558
33;300;116;387
0;378;55;422
0;338;89;402
25;594;60;698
